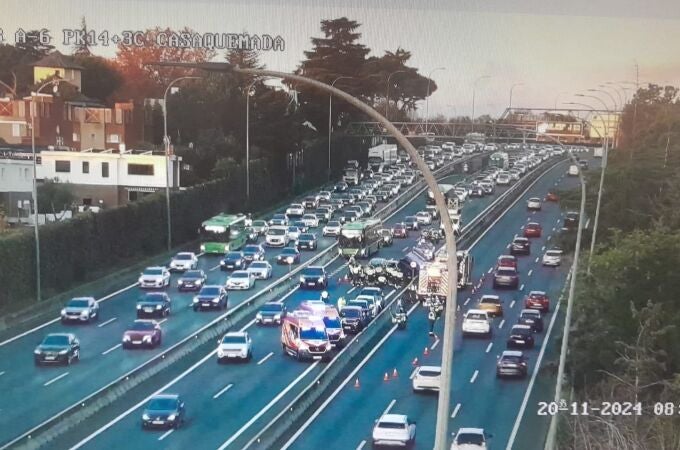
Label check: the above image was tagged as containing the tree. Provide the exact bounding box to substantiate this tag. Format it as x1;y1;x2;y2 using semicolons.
14;30;55;60
72;17;92;56
72;55;123;102
37;179;76;215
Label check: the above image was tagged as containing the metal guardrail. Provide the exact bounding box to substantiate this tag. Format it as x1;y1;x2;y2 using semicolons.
241;156;567;449
7;154;485;450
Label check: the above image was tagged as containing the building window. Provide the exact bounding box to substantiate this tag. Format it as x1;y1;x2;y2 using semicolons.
55;160;71;173
128;163;154;176
12;123;21;137
0;168;4;179
24;168;30;180
82;161;89;174
102;162;109;178
73;132;79;142
108;134;120;143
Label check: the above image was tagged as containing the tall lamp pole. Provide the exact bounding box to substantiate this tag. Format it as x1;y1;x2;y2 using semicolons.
147;60;460;449
163;76;199;251
385;70;407;120
509;82;523;110
246;77;268;200
30;78;61;303
424;67;445;133
471;75;491;132
328;76;355;182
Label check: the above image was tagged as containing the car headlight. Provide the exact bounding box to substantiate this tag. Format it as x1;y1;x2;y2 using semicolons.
192;298;199;303
273;314;281;320
58;349;68;355
220;261;226;266
318;277;324;282
34;349;41;355
168;414;177;421
136;305;142;310
60;309;66;316
143;335;152;342
300;276;305;283
200;244;206;251
212;297;220;303
256;312;262;319
123;335;131;341
178;280;184;285
217;349;224;357
156;304;162;310
80;310;89;316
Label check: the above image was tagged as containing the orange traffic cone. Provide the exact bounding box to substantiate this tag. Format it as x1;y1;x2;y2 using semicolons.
412;357;419;366
393;368;399;378
423;346;430;356
354;378;360;388
384;372;390;382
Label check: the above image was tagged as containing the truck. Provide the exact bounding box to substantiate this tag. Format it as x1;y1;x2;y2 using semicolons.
426;183;456;205
490;151;509;170
343;167;361;185
415;249;473;302
439;198;462;235
368;144;398;172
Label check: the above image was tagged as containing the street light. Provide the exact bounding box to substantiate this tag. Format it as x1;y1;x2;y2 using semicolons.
147;60;459;449
424;67;445;133
471;75;491;132
600;84;623;109
163;76;200;251
246;77;271;201
586;88;618;111
385;70;407;120
328;76;355;182
509;82;524;109
29;78;61;303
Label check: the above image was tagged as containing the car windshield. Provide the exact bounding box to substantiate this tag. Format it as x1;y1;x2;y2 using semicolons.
67;299;89;308
457;433;484;445
405;216;416;222
281;249;297;255
222;335;246;344
300;234;314;241
199;287;220;296
323;317;341;328
260;304;283;312
394;224;405;229
42;335;69;346
303;268;324;276
466;313;487;320
503;355;523;363
244;246;260;253
327;221;341;227
130;321;155;331
183;271;202;278
512;327;531;336
481;297;499;304
300;328;327;340
253;220;267;227
250;262;267;269
288;227;299;232
419;369;441;377
226;252;242;259
143;293;166;303
341;308;360;318
232;272;249;278
147;397;178;411
269;228;286;236
378;421;406;430
143;268;162;276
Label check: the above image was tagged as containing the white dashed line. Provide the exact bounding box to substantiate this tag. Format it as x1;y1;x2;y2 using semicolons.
509;300;515;309
157;318;168;325
97;317;117;328
347;287;356;294
470;370;479;383
382;399;397;416
210;264;221;272
464;297;471;306
102;343;122;355
520;284;525;291
520;225;524;230
535;257;540;263
409;368;418;379
527;270;533;277
158;429;174;441
356;440;367;450
257;352;274;365
499;319;505;329
402;246;410;252
451;403;461;418
431;339;440;350
485;342;493;353
487;268;493;274
541;245;546;251
44;372;69;386
0;371;5;377
213;383;234;399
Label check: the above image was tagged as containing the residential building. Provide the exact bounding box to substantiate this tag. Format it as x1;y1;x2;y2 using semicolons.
31;51;84;91
0;148;34;224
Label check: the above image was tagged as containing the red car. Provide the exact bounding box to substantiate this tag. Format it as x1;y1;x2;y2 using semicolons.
524;222;542;238
524;291;550;312
545;192;559;202
496;255;518;270
122;320;162;349
392;223;409;238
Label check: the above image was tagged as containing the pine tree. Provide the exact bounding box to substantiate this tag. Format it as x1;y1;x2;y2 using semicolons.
72;17;92;56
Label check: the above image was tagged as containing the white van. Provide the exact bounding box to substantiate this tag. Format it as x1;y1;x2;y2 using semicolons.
568;165;580;176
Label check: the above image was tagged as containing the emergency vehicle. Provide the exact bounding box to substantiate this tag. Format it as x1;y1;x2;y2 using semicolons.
281;313;332;361
416;249;473;302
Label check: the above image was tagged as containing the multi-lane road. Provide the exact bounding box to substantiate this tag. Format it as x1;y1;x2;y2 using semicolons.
0;151;592;449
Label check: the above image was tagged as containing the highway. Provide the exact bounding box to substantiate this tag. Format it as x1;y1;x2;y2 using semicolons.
52;157;522;450
282;155;595;450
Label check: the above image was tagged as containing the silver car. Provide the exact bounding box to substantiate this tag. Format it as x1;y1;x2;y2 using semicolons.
248;261;273;280
61;297;99;323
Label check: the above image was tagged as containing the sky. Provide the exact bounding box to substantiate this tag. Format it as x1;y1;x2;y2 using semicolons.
3;0;680;118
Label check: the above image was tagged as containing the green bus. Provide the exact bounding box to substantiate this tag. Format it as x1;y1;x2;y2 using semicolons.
490;151;509;170
338;218;383;258
199;213;247;254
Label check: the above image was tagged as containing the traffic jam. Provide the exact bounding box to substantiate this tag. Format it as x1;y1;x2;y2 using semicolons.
15;141;587;450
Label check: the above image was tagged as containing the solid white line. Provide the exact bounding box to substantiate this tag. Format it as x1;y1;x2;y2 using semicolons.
430;339;440;350
470;370;479;383
527;269;533;277
382;399;397;417
257;352;274;366
451;403;461;418
499;319;505;329
506;294;563;449
217;362;319;450
44;372;69;387
97;317;117;328
509;300;515;309
158;429;174;441
385;289;396;300
356;440;367;450
347;287;356;294
213;383;234;399
464;297;470;306
535;257;540;263
101;343;122;355
485;342;493;353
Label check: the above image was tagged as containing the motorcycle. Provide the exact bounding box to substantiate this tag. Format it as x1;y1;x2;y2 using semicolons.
385;266;405;287
422;228;443;245
391;311;408;330
372;265;388;287
348;262;365;286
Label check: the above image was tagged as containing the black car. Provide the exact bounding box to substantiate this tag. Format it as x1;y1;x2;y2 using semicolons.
220;251;245;271
493;267;519;289
137;292;171;318
242;245;265;264
192;285;228;311
507;324;535;349
341;211;358;223
277;247;301;265
177;270;207;292
340;306;368;333
469;185;484;198
244;227;259;243
334;181;348;192
303;196;318;209
563;212;580;230
404;216;419;230
510;237;531;255
299;266;328;289
379;229;394;247
519;309;544;333
141;394;185;430
297;233;318;251
496;350;529;378
398;256;421;280
578;160;589;170
256;302;287;325
34;333;80;366
376;190;391;202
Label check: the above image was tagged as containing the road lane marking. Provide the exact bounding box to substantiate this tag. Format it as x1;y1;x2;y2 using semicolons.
157;318;168;325
210;264;221;271
520;225;524;230
499;319;505;329
585;218;590;229
0;371;4;377
487;267;493;274
535;257;540;263
409;368;418;379
158;429;174;441
509;300;515;309
382;399;397;416
520;284;525;291
541;245;546;251
385;289;396;300
101;343;122;355
547;235;552;241
485;342;493;353
402;246;410;252
556;218;560;225
451;403;461;418
44;372;69;386
470;370;479;383
213;383;234;399
347;287;356;294
551;227;556;232
257;352;274;365
97;317;117;328
217;362;319;450
527;269;533;277
430;338;440;350
464;297;470;306
356;440;367;450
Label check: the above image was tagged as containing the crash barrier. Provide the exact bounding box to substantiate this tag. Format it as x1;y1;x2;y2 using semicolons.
242;156;568;449
5;154;486;450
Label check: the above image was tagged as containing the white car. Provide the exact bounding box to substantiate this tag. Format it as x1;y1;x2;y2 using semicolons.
451;428;488;450
454;188;468;202
216;332;252;362
372;414;417;448
527;197;542;210
318;191;332;201
542;249;563;266
138;267;171;289
323;221;342;237
461;309;492;338
286;203;305;217
226;270;255;290
412;365;441;392
60;297;99;323
265;226;289;247
415;211;432;225
248;261;273;280
301;214;320;228
169;252;198;271
496;174;511;185
287;226;301;241
568;164;580;176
